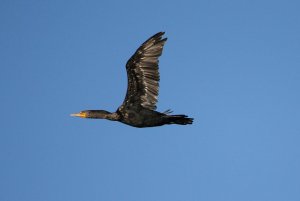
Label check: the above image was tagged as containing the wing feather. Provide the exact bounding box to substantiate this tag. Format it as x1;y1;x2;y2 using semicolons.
122;32;167;110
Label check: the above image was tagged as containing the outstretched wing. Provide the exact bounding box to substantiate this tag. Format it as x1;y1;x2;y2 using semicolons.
122;32;167;110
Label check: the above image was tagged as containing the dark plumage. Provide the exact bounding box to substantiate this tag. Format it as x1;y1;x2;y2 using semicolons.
71;32;193;127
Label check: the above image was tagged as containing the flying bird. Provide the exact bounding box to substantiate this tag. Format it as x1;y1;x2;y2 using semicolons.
71;32;193;127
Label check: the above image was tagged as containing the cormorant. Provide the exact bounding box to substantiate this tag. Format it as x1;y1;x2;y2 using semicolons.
71;32;193;127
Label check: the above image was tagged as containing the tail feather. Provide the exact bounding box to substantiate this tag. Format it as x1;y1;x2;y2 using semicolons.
165;114;193;125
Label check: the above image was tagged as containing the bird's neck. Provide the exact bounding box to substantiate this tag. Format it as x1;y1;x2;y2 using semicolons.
88;110;119;121
104;112;119;121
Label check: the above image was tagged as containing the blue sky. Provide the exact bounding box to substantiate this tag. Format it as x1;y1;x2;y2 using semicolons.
1;0;300;201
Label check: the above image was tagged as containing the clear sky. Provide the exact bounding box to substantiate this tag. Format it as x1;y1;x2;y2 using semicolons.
1;0;299;201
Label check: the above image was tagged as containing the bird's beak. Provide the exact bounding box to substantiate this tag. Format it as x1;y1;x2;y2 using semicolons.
70;112;86;118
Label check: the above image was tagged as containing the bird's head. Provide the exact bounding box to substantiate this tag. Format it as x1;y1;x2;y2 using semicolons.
70;110;111;119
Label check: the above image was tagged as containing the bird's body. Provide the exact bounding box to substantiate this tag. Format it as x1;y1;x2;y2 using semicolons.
71;32;193;127
117;105;191;128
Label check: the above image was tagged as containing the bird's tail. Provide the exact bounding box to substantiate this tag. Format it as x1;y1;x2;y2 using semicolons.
165;114;193;125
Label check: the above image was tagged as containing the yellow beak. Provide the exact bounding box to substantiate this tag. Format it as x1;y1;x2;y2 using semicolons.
70;112;86;118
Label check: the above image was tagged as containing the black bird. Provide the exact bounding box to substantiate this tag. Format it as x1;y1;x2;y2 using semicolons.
71;32;193;127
